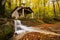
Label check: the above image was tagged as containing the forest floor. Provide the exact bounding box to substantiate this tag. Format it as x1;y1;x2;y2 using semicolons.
34;22;60;34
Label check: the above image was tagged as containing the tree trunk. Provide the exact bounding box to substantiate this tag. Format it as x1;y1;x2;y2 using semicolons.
43;0;46;19
52;1;56;18
31;13;33;18
56;0;60;13
0;0;6;17
22;9;25;17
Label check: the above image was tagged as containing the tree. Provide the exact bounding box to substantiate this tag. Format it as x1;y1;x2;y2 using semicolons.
43;0;48;19
0;0;6;17
51;0;56;18
56;0;60;13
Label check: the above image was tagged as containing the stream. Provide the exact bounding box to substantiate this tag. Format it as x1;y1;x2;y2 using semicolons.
14;20;60;38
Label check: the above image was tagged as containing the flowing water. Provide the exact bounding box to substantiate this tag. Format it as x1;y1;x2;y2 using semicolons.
14;20;60;38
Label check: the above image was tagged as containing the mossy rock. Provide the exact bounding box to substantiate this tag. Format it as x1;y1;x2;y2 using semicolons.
43;17;56;24
54;16;60;21
0;25;13;40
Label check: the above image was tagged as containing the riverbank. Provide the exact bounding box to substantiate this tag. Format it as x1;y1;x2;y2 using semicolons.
0;18;60;40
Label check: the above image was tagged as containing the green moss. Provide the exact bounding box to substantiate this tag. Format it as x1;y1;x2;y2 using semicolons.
0;25;13;40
